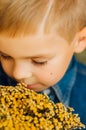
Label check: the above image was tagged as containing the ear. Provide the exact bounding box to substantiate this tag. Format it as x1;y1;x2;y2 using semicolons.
74;27;86;53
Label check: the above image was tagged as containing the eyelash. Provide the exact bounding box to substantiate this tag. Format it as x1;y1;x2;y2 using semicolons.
32;60;47;66
0;55;47;66
0;55;12;60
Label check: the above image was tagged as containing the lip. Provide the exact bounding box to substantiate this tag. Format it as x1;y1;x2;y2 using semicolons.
27;83;38;89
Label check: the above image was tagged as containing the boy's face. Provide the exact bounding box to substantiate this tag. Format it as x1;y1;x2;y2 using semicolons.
0;33;75;92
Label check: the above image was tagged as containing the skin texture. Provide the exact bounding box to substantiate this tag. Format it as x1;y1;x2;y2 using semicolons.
0;33;77;92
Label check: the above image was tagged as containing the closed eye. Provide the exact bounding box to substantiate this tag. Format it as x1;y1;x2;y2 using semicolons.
0;54;12;60
32;60;47;66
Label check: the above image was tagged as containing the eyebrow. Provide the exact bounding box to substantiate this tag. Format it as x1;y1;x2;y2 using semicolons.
0;51;54;59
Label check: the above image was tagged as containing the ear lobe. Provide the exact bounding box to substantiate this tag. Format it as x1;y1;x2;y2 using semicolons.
74;27;86;53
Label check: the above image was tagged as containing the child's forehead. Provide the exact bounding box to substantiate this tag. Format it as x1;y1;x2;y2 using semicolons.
0;33;68;55
0;33;64;59
0;32;67;44
0;32;72;60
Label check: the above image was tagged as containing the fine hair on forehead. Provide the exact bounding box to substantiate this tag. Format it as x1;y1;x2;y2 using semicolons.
0;0;86;41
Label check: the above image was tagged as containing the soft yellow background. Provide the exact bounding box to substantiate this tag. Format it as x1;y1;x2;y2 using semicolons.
75;49;86;65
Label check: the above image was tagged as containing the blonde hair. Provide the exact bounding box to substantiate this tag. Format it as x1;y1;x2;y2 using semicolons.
0;0;86;41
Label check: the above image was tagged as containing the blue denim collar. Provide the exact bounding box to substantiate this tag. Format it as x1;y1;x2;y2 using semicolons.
52;56;77;106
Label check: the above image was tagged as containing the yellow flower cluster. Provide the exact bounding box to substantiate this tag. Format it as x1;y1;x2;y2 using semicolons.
0;83;85;130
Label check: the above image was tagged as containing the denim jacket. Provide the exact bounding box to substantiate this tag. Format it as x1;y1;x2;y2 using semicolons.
0;56;86;129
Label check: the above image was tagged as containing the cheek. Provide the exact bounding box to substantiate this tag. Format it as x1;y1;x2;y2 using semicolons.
41;68;64;86
48;72;58;85
37;68;63;86
47;71;63;85
37;55;72;86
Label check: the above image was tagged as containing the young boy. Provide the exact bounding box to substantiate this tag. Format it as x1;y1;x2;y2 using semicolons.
0;0;86;127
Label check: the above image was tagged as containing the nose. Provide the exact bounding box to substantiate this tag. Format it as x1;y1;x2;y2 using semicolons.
12;62;32;81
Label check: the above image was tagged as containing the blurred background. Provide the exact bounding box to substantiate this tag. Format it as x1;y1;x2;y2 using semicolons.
75;49;86;65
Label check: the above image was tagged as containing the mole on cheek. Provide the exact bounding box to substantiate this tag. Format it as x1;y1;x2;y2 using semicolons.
50;73;53;75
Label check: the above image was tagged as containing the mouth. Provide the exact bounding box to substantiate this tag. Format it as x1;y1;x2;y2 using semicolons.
26;83;38;89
